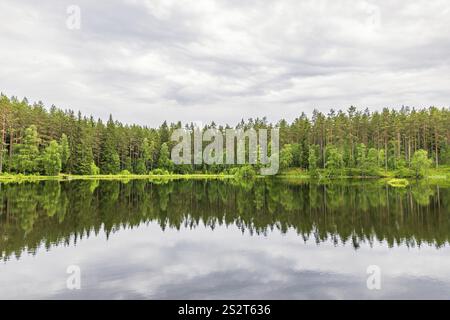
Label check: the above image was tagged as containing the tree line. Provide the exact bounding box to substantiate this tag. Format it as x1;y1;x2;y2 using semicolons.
0;93;449;176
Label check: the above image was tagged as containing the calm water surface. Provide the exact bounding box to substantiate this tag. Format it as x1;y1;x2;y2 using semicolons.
0;179;449;299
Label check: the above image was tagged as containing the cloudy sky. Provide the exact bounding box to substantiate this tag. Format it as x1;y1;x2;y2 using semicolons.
0;0;449;126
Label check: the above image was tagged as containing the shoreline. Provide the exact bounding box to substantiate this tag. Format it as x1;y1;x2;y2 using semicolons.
0;170;448;183
0;173;235;182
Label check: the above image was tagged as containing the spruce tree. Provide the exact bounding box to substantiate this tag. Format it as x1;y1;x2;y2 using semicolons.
100;115;120;174
70;115;94;175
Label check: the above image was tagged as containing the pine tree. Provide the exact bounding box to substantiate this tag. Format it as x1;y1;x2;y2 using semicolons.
70;115;94;175
100;115;120;174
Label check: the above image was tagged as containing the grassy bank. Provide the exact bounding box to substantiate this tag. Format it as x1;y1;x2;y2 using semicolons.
0;173;235;182
279;166;450;179
0;166;449;183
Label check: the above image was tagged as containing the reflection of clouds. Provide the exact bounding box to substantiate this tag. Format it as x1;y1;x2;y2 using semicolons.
1;223;450;299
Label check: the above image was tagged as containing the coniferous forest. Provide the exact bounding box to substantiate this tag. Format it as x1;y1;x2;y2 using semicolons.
0;93;449;177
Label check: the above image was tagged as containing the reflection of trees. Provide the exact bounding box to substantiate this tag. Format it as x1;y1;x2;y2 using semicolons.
411;182;434;206
41;181;62;218
0;179;449;260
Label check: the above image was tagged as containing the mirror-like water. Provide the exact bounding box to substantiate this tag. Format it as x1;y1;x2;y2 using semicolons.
0;179;449;299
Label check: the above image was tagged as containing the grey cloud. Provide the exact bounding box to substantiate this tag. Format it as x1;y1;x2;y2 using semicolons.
0;0;449;126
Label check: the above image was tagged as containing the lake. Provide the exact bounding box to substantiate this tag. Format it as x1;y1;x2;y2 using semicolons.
0;179;449;299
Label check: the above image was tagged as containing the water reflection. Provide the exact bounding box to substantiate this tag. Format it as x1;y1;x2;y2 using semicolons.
0;179;448;261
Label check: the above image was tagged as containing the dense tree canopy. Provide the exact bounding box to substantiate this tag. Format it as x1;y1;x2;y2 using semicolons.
0;93;449;176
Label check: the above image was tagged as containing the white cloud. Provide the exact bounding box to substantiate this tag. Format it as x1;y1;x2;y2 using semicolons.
0;0;449;126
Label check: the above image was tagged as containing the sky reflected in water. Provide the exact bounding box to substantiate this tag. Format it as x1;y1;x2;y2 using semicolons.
0;179;449;299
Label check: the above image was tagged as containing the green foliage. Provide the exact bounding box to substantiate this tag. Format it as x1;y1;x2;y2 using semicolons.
367;148;379;170
325;145;344;176
441;145;450;165
136;137;152;173
411;149;432;178
90;162;100;175
70;117;95;175
16;125;40;174
378;149;386;169
72;143;94;175
135;158;147;174
173;164;193;174
308;145;318;174
100;150;120;174
100;115;120;174
0;95;448;179
59;134;70;171
395;167;414;178
290;143;302;167
42;140;62;176
158;143;173;171
234;165;256;180
356;143;367;169
151;168;169;175
280;144;294;170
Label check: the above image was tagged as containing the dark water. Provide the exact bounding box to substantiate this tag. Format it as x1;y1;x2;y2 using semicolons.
0;179;449;299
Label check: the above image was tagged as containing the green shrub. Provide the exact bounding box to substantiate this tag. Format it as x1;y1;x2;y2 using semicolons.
395;167;414;178
150;168;169;175
234;165;256;180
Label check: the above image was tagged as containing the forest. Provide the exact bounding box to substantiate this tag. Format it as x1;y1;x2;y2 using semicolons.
0;93;449;178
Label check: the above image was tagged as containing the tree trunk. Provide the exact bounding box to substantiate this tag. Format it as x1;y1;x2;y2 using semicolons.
435;129;439;168
408;139;411;167
0;113;5;173
384;139;388;171
9;126;13;159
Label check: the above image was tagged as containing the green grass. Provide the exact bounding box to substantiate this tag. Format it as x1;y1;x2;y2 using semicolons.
427;166;450;178
1;166;449;182
0;173;235;182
